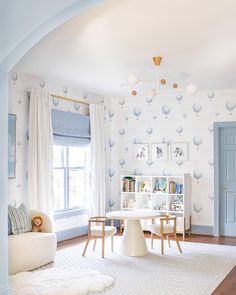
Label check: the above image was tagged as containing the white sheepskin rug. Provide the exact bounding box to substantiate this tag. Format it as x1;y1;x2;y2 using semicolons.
10;267;114;295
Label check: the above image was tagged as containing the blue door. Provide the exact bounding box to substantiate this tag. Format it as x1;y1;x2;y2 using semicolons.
219;127;236;236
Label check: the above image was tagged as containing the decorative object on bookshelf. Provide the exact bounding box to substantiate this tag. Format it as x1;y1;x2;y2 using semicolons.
154;178;166;193
133;143;148;160
170;200;184;211
138;180;151;192
170;142;188;161
151;143;168;161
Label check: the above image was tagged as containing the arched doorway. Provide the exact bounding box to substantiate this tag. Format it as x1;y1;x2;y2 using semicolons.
0;1;102;293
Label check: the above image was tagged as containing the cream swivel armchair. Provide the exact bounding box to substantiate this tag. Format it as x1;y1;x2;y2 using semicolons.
82;216;117;258
149;215;182;255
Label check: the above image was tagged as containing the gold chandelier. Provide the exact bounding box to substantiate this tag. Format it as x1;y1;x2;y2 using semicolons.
125;56;197;97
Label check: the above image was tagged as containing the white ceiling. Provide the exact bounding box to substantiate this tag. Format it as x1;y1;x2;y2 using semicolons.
14;0;236;95
0;0;79;64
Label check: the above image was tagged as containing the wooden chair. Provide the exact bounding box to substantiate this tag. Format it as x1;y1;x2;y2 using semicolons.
149;215;182;255
82;216;117;258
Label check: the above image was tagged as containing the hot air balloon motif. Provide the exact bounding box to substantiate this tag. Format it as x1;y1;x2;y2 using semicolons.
162;169;172;176
63;87;68;95
146;97;153;106
108;168;115;180
39;79;45;88
17;183;21;190
153;114;157;120
108;138;115;150
119;128;125;136
133;138;142;144
208;126;213;135
193;169;203;183
162;137;171;144
193;136;203;150
133;107;142;120
207;92;214;102
83;92;88;99
176;126;183;136
119;159;125;168
134;168;142;176
108;109;115;121
162;105;171;118
176;159;183;168
147;160;153;168
146;127;153;137
108;198;115;210
119;98;125;107
74;103;80;112
11;72;18;83
208;159;214;169
193;202;203;215
193;103;202;117
176;94;183;104
225;100;236;115
52;98;59;107
208;192;214;202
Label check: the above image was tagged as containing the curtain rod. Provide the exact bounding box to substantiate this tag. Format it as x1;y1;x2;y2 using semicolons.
50;94;89;106
27;89;89;106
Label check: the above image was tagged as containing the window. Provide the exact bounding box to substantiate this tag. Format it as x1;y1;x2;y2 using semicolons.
53;145;89;213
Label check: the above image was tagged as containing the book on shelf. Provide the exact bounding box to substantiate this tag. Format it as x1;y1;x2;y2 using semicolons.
123;177;135;192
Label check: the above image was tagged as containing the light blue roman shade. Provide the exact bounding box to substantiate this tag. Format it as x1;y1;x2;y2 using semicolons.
52;109;90;146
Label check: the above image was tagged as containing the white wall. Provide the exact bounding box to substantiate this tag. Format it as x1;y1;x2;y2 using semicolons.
107;90;236;226
9;71;236;228
8;71;111;232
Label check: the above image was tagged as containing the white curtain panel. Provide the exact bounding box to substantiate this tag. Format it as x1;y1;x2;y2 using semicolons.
28;88;53;220
89;104;106;216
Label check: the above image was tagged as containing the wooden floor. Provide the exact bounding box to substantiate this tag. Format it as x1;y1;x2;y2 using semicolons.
58;232;236;295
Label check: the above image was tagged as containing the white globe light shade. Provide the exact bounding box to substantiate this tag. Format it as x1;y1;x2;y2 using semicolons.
146;88;156;99
127;73;139;85
185;83;198;95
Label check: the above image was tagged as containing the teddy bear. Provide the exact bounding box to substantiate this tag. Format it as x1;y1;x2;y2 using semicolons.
32;216;43;232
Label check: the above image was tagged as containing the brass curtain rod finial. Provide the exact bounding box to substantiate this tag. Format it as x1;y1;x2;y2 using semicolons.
152;56;162;66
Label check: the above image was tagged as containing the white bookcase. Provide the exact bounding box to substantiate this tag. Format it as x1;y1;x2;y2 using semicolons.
120;173;191;239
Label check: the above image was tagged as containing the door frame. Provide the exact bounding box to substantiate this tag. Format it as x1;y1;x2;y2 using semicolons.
214;121;236;237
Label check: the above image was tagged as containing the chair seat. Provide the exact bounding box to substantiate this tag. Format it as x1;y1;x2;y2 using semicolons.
91;225;117;237
149;223;174;235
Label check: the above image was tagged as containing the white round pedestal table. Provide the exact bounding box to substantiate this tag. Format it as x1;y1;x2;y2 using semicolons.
106;210;159;257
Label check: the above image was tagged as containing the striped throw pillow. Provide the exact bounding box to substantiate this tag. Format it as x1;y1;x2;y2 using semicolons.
8;203;32;235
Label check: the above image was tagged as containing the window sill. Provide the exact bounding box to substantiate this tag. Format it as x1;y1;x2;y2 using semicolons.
54;208;88;220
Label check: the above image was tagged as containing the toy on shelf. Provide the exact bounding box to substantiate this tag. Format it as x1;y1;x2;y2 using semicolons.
123;199;136;209
170;200;184;211
138;180;151;192
169;181;183;194
154;178;166;193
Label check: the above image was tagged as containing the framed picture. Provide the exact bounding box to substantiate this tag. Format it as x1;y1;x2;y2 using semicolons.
8;114;16;179
133;143;148;160
170;142;188;161
151;143;168;161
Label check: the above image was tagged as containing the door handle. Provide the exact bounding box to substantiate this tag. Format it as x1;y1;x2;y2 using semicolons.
220;185;227;192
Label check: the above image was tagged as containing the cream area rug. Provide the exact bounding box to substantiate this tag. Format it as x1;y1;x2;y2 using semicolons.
11;236;236;295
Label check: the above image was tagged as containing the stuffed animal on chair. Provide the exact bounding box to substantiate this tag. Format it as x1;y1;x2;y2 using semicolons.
32;216;43;232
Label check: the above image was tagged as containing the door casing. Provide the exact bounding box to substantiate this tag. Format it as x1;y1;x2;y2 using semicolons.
214;121;236;237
